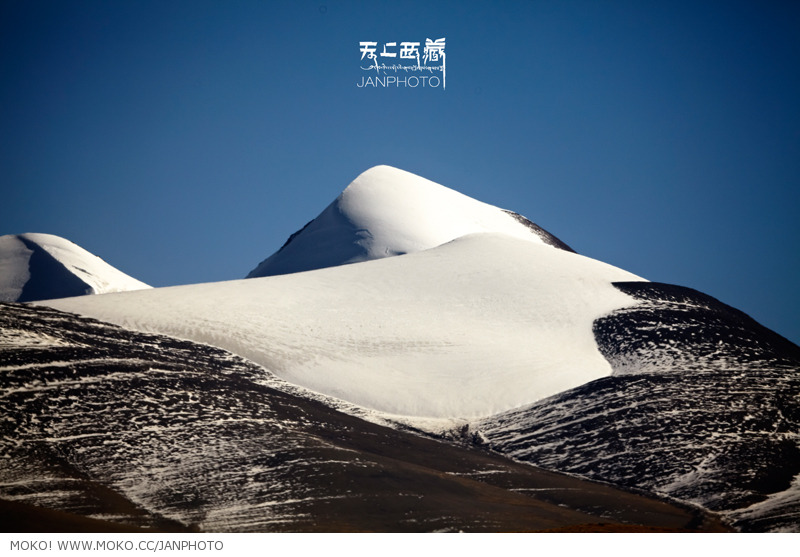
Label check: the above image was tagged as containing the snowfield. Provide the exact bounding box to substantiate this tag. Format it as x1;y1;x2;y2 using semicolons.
0;233;149;302
44;232;643;418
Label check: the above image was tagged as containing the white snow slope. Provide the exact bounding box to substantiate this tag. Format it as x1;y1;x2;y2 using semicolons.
41;165;647;419
0;233;150;302
247;165;572;277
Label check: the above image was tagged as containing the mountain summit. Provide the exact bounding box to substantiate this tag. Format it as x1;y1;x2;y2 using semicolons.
247;165;573;277
0;233;150;302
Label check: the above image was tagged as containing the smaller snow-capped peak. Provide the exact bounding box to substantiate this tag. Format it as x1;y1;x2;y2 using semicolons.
0;233;150;303
247;165;573;277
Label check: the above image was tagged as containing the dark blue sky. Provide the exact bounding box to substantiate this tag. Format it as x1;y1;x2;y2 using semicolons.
2;0;798;344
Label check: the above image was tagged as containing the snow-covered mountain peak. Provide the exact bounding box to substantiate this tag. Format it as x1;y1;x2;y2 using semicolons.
247;165;573;278
0;232;150;302
338;164;459;204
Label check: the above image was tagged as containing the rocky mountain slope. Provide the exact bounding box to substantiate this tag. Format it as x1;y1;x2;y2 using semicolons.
476;282;800;532
0;302;724;532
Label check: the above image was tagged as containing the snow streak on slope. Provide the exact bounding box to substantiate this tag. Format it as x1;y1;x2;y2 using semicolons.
475;366;800;532
43;234;643;419
0;233;150;302
247;165;573;278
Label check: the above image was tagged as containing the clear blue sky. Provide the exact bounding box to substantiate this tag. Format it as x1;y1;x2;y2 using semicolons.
2;0;798;344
